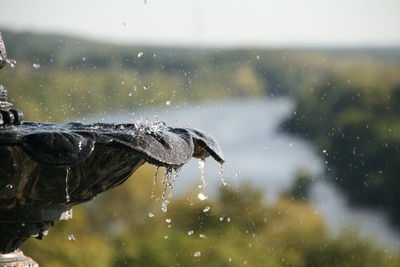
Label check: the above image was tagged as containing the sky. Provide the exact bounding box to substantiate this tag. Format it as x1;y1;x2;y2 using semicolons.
0;0;399;47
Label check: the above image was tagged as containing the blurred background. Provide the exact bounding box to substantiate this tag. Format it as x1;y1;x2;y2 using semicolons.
1;0;400;266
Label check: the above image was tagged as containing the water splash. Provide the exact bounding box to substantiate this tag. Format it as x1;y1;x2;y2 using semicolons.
67;234;75;241
203;206;210;212
148;212;155;218
133;119;166;134
65;166;71;202
32;63;40;69
188;230;194;235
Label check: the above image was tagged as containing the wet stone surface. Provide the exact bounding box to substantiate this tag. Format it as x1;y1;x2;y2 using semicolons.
0;121;224;209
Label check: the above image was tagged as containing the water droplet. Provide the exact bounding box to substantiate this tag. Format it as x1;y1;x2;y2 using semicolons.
197;192;208;201
227;217;231;222
137;52;144;58
188;230;194;235
32;63;40;69
203;206;210;212
165;218;171;223
148;213;155;218
67;235;75;241
82;57;87;61
234;171;240;178
199;234;206;239
6;58;16;68
161;200;169;213
143;85;149;90
164;235;168;239
256;55;260;60
165;101;171;105
5;184;13;189
219;216;224;221
193;251;201;257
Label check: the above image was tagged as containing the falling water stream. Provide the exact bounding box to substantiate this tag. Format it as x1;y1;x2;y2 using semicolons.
160;167;181;212
150;166;159;199
219;163;227;186
197;159;208;201
65;166;71;203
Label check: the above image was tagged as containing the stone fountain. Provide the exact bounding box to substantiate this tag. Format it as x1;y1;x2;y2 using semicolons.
0;33;224;266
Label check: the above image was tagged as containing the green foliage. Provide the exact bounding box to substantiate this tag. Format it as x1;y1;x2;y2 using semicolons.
3;31;399;123
0;31;267;122
284;66;400;225
23;165;399;267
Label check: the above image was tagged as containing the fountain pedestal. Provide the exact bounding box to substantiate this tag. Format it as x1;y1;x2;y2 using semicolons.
0;207;72;267
0;250;38;267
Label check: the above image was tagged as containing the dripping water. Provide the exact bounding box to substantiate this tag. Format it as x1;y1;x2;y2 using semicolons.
160;167;181;212
149;166;181;213
197;159;208;201
150;166;160;199
219;163;228;186
65;166;71;203
169;167;181;198
198;159;206;189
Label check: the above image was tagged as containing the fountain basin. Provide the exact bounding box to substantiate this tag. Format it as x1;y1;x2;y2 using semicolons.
0;121;223;209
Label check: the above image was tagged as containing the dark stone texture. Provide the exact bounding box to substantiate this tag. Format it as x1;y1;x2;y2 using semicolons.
0;121;224;210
